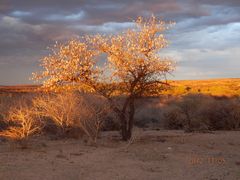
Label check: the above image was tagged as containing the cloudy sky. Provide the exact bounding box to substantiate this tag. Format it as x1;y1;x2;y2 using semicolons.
0;0;240;85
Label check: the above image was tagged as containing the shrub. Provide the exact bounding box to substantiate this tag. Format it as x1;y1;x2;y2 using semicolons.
76;94;109;142
0;105;41;140
162;94;240;132
0;113;8;131
0;95;13;128
163;106;184;129
228;99;240;129
102;116;120;131
33;92;109;142
134;97;164;128
201;98;240;130
162;94;209;132
33;92;81;133
177;94;210;132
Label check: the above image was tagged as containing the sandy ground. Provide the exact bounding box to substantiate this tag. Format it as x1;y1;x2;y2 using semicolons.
0;130;239;180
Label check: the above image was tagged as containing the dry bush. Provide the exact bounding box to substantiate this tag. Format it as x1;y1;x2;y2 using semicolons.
0;95;14;130
163;106;184;130
134;98;163;128
162;94;240;132
102;116;120;131
0;105;41;141
228;99;240;129
76;94;110;142
33;92;80;134
177;94;210;132
162;94;209;132
200;98;240;130
199;100;228;130
0;113;8;131
0;93;37;130
33;92;109;142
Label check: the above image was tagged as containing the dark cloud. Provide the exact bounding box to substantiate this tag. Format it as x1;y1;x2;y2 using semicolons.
0;0;240;84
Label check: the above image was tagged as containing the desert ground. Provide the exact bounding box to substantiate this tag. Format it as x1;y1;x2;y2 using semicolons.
0;130;239;180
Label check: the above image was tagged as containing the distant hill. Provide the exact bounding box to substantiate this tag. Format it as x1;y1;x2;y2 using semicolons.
163;78;240;96
1;78;240;96
0;85;40;93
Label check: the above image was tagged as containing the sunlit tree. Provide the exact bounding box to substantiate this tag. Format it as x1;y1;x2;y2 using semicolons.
33;15;175;141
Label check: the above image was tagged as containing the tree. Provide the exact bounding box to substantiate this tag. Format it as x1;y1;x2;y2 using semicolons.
33;15;175;141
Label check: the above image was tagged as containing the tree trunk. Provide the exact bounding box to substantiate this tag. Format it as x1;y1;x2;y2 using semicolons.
119;98;135;141
120;114;128;141
107;96;136;141
126;98;135;140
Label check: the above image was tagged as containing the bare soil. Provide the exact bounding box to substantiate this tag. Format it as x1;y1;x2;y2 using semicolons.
0;130;239;180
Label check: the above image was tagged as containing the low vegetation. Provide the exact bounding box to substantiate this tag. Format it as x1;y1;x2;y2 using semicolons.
163;78;240;96
161;94;240;131
0;105;41;140
0;92;239;143
0;92;110;143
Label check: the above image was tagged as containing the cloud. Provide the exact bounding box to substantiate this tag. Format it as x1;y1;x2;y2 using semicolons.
73;22;134;34
0;0;239;84
46;11;85;21
11;10;31;17
164;47;240;79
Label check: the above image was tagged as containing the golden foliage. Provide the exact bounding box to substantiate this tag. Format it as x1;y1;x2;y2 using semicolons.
33;15;175;97
90;16;175;97
32;39;100;92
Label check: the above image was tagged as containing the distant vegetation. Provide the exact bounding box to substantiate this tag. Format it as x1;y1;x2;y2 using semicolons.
0;85;39;93
1;78;240;96
163;78;240;96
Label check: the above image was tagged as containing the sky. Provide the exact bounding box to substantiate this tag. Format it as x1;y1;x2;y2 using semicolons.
0;0;240;85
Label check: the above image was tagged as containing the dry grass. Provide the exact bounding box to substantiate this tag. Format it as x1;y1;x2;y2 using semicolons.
162;78;240;96
1;78;240;96
0;85;39;93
